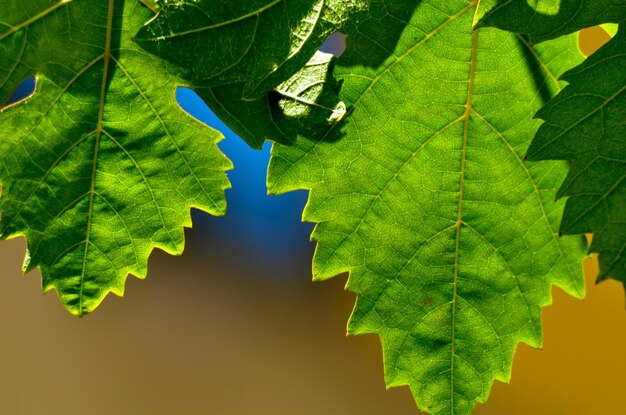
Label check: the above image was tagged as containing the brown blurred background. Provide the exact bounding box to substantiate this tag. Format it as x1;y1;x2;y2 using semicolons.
0;27;623;415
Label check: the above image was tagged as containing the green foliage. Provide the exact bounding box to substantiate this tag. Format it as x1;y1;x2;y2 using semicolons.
134;0;368;98
479;1;626;288
0;0;231;316
266;1;587;413
0;0;621;414
272;51;347;136
477;0;625;42
196;50;347;149
134;0;366;148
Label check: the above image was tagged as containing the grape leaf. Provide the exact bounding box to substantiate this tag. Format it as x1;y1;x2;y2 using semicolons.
273;51;347;131
266;1;587;413
478;2;626;288
476;0;626;43
134;0;369;99
0;0;231;316
196;50;347;149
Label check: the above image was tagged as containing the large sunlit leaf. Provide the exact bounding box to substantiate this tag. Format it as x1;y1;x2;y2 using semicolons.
478;1;626;289
0;0;231;315
265;1;586;413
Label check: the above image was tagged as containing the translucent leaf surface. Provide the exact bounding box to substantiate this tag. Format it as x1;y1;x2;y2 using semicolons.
478;1;626;289
0;0;231;315
135;0;369;98
267;1;587;413
197;51;346;149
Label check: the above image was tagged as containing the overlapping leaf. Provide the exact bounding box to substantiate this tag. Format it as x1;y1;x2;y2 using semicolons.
264;1;586;413
0;0;231;315
479;1;626;288
135;0;369;99
477;0;625;43
197;50;347;149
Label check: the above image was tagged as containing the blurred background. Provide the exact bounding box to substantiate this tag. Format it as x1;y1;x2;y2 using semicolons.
0;26;624;415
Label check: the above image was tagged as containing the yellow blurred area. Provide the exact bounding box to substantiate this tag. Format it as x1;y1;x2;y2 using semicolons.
0;27;624;415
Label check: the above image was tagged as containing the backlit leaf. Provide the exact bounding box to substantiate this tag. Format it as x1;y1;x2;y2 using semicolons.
134;0;369;99
196;50;346;148
478;0;626;288
0;0;231;315
266;1;587;413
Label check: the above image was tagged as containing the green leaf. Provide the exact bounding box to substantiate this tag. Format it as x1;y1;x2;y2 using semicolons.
476;0;626;43
273;51;347;130
0;0;231;316
196;50;347;149
527;27;626;288
134;0;369;99
267;1;586;413
478;2;626;288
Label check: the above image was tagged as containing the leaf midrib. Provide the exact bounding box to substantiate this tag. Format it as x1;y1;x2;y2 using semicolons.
79;0;116;315
449;22;479;413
